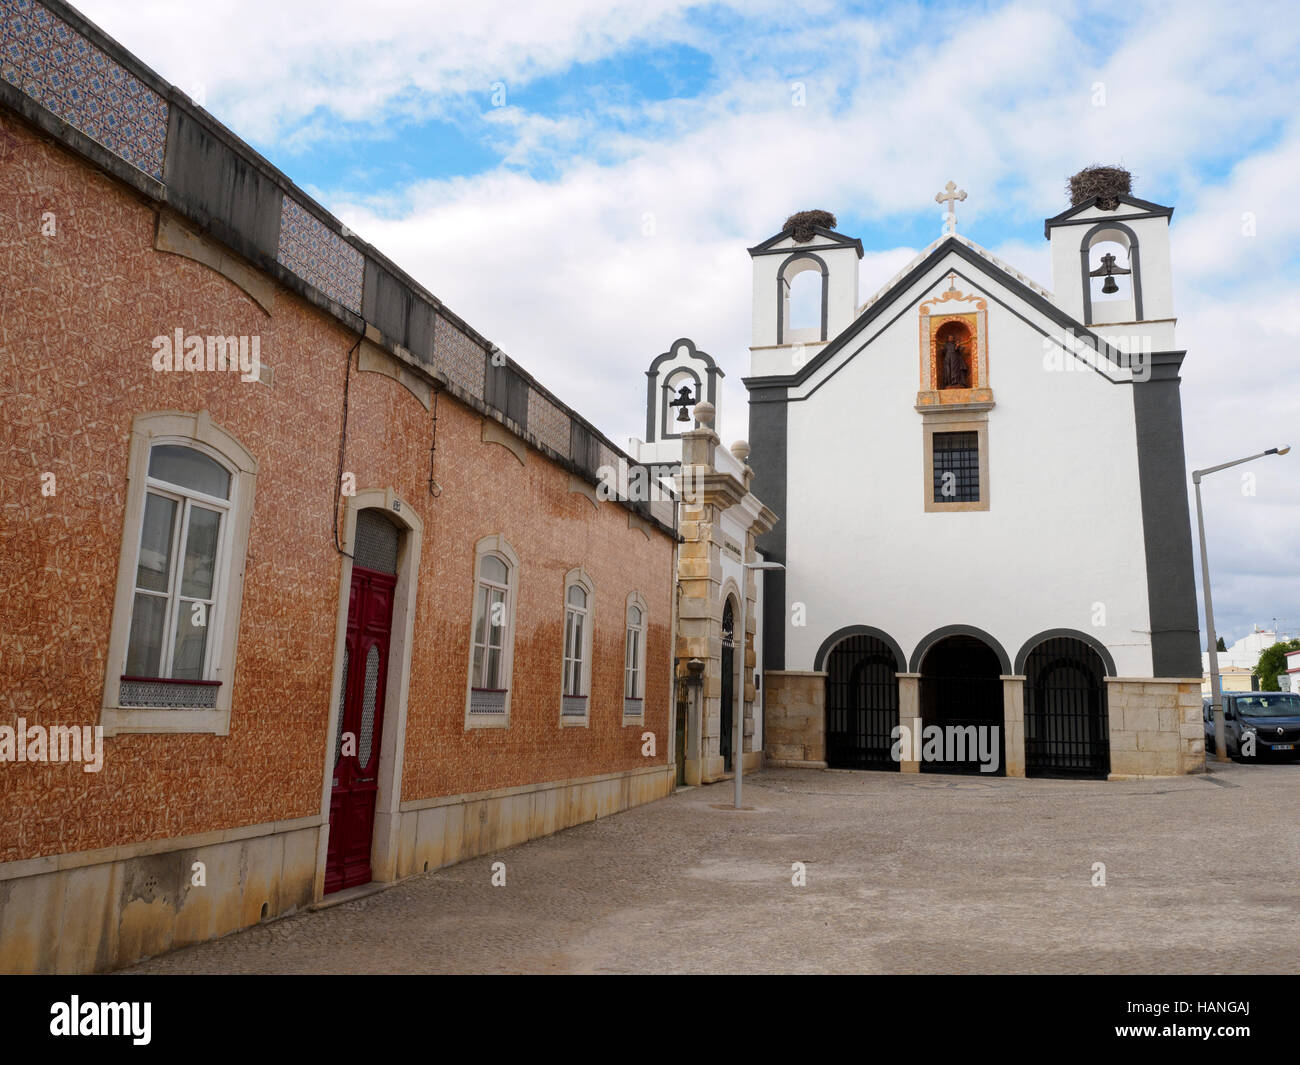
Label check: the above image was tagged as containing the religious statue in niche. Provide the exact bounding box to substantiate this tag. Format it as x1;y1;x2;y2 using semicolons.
939;336;970;388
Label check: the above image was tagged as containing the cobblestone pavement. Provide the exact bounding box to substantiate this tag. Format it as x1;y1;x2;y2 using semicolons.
124;762;1300;974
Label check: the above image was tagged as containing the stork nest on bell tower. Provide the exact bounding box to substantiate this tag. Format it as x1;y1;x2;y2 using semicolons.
1068;166;1133;210
783;209;837;241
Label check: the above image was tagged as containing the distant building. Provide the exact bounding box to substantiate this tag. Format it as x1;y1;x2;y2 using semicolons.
1201;627;1278;693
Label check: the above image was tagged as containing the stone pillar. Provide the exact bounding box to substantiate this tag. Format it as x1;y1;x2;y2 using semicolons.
896;673;922;773
1000;675;1026;778
763;670;827;768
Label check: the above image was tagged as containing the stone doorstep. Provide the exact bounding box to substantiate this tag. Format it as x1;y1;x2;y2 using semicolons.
309;880;389;912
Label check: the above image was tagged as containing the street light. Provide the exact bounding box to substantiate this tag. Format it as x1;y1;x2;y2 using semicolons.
735;560;785;809
1194;446;1291;761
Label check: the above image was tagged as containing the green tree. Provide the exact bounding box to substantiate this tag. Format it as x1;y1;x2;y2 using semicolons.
1253;639;1300;691
1216;637;1227;652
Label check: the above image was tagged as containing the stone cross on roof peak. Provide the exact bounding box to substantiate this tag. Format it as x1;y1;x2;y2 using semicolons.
935;181;967;235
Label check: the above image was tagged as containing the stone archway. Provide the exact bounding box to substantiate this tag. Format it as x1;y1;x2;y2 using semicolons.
918;634;1005;776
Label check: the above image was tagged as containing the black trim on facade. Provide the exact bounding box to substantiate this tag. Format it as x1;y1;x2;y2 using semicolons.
1079;220;1143;325
1043;194;1173;239
1131;351;1202;677
747;384;788;671
909;625;1012;675
814;626;907;674
747;224;864;259
1013;629;1118;678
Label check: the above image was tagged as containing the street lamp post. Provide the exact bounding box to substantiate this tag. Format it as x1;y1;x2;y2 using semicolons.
735;560;785;809
1193;446;1291;761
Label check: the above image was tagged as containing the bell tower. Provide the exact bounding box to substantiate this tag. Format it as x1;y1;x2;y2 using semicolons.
1045;166;1176;350
748;210;863;376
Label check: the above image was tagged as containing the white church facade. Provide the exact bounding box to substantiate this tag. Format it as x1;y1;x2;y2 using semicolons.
743;184;1205;779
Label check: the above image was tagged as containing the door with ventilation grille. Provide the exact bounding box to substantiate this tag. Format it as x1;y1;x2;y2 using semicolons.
326;513;399;893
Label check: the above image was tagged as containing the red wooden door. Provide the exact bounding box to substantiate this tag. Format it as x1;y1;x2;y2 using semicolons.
325;565;397;894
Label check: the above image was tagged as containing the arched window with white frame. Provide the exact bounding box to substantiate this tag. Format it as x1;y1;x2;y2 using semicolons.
561;568;595;724
624;592;648;722
466;537;519;725
124;443;233;689
102;412;258;736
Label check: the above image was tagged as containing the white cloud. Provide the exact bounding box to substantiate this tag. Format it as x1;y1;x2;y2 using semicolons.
76;0;1300;642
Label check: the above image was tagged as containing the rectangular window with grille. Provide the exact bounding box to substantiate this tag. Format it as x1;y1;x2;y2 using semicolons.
932;431;980;503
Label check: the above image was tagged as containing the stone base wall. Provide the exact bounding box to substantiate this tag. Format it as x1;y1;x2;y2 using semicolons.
1;764;674;974
395;765;673;878
1107;678;1205;778
763;670;827;768
0;819;320;975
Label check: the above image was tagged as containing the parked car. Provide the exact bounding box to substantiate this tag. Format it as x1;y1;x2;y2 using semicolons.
1203;695;1216;748
1215;692;1300;761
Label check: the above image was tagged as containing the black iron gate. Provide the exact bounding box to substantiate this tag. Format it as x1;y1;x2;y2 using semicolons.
1024;637;1109;778
919;635;1005;776
825;635;899;770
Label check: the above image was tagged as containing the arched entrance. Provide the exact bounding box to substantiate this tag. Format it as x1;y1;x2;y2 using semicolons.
720;597;736;773
919;634;1005;775
825;634;900;770
1024;636;1110;778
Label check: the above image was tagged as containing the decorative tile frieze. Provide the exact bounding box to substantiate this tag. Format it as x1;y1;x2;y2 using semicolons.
0;0;168;179
527;388;570;456
275;196;364;314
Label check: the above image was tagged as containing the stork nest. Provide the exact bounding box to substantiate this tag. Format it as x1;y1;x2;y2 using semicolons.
784;209;837;241
1068;166;1132;210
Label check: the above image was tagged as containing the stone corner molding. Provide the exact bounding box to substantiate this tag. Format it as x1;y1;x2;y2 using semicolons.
567;475;599;509
481;418;527;465
358;339;432;410
153;212;275;316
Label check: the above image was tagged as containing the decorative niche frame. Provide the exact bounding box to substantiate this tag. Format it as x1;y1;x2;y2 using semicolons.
917;279;993;409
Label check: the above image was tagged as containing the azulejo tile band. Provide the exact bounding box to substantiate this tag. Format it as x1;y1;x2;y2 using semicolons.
275;196;365;315
0;0;167;179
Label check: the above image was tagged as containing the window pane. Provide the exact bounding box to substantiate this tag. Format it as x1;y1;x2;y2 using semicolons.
629;605;641;626
149;444;231;499
472;644;485;687
180;505;222;599
567;585;587;608
472;586;488;648
125;592;168;675
485;646;502;688
480;555;507;585
487;588;506;648
136;493;177;593
573;614;584;668
170;601;210;680
932;431;980;503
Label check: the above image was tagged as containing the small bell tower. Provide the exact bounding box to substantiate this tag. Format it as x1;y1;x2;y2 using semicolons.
644;338;723;446
748;210;863;376
1046;166;1175;348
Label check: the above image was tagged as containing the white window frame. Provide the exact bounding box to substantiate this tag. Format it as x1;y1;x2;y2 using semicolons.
128;453;232;682
559;567;595;727
623;591;648;724
101;412;258;736
464;534;520;729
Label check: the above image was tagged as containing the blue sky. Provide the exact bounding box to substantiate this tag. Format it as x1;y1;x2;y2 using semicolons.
77;0;1300;648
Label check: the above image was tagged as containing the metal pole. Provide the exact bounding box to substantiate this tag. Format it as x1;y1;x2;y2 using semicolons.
734;583;744;809
1194;475;1227;762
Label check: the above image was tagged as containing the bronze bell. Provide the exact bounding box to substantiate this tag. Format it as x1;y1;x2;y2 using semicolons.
1089;250;1131;294
670;384;695;422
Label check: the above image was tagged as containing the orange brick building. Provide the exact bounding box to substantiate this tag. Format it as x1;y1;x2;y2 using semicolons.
0;0;676;972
